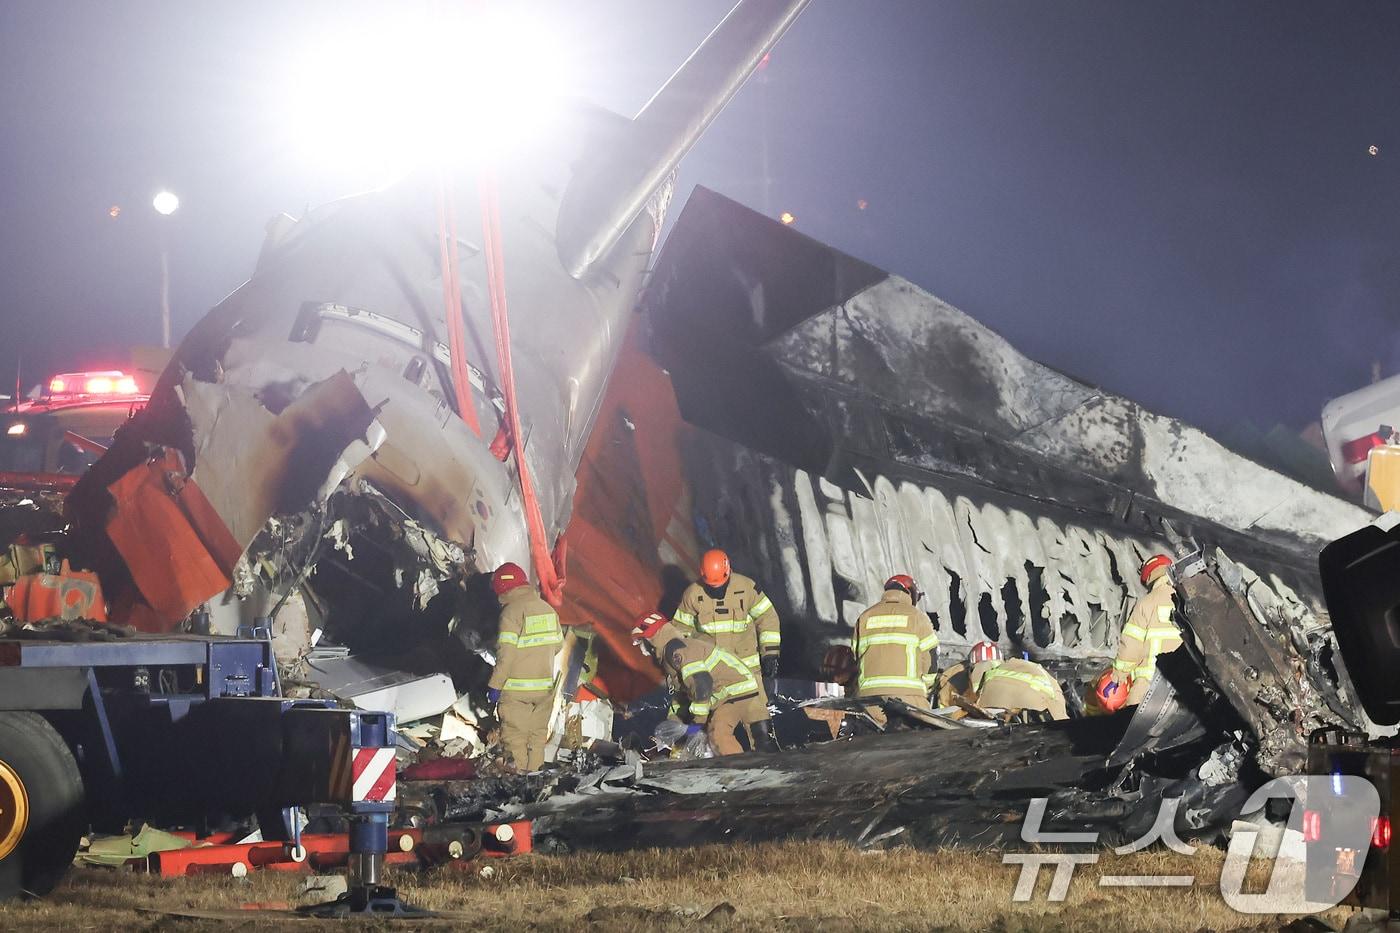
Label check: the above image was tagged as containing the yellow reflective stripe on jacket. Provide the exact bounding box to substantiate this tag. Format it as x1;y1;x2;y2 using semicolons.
1121;601;1180;679
859;674;926;691
503;676;555;692
864;615;908;630
856;630;928;693
980;666;1058;699
497;631;520;646
672;610;697;627
689;702;711;718
858;632;920;650
759;631;781;647
1134;621;1180;678
680;647;759;700
747;595;773;620
918;632;939;651
740;654;760;670
697;618;750;634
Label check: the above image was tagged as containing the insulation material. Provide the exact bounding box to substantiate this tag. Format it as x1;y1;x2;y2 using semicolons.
681;430;1343;678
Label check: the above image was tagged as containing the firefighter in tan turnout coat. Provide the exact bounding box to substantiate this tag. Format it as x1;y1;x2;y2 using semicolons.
852;574;939;724
1103;554;1183;708
672;548;780;749
487;562;562;772
633;611;771;756
968;641;1068;720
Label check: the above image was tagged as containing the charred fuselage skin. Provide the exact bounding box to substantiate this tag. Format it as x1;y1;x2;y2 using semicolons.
67;2;813;649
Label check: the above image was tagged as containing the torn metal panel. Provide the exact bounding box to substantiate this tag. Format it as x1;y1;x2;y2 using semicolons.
178;370;384;551
104;449;243;626
302;652;457;724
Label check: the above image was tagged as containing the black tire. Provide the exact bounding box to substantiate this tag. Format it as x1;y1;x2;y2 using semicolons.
0;712;86;900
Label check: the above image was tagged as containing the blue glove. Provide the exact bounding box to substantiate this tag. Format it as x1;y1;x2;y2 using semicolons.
684;724;704;737
487;688;501;705
1101;680;1120;697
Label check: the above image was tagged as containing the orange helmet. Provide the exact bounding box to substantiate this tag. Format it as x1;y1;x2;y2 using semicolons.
491;562;528;596
631;611;669;645
884;573;921;603
1140;554;1172;586
969;641;1003;665
1095;669;1128;712
700;549;731;588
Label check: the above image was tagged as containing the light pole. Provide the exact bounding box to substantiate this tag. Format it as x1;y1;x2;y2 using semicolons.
152;190;179;348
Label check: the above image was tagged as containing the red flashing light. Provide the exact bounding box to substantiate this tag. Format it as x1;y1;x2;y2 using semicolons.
1303;809;1322;843
1373;815;1391;850
1342;432;1387;465
46;371;140;398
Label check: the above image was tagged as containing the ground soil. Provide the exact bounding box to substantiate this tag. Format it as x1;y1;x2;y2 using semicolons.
0;842;1360;931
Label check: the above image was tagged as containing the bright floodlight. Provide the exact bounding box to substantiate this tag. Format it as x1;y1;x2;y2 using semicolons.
152;190;180;215
282;6;570;183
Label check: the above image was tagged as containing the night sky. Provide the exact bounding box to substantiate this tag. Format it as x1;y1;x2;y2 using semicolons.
1;1;1397;435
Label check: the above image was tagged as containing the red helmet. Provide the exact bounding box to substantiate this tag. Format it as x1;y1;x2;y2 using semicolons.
700;549;731;588
969;641;1003;665
631;611;669;645
1095;669;1128;712
884;573;921;602
491;562;528;596
821;644;857;686
1140;554;1172;586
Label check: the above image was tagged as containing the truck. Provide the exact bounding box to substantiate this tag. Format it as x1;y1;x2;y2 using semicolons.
1304;513;1400;909
0;628;398;905
0;369;150;493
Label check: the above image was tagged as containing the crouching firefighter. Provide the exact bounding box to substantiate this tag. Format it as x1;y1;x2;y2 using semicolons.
632;612;778;756
487;562;563;772
852;574;939;726
968;641;1068;721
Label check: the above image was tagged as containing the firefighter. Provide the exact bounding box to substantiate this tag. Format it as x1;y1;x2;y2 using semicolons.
933;640;1000;707
968;641;1068;720
487;562;562;772
672;549;779;748
852;574;939;724
632;611;774;756
1102;554;1182;708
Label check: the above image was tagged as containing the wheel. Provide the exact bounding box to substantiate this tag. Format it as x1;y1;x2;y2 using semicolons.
0;712;85;900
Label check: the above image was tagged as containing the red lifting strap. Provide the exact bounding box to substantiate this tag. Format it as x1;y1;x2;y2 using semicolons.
478;171;565;606
436;171;482;437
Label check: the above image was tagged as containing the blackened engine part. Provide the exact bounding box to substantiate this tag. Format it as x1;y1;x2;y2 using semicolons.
1177;564;1340;772
1105;664;1209;769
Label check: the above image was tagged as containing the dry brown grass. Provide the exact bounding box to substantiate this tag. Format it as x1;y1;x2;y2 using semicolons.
0;843;1361;931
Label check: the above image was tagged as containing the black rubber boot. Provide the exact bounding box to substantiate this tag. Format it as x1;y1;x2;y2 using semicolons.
751;720;781;754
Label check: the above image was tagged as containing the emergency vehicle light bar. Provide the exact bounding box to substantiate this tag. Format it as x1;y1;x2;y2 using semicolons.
46;371;140;397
